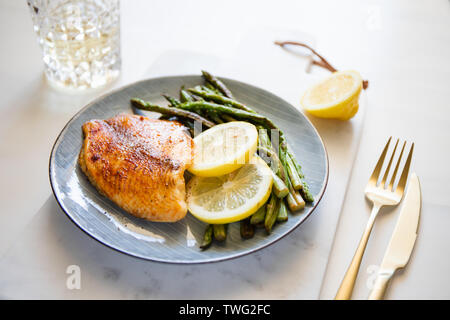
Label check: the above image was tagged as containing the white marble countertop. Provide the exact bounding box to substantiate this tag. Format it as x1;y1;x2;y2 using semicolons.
0;0;449;299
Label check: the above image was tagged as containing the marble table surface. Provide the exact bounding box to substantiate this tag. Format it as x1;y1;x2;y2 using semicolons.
0;29;366;299
1;0;449;299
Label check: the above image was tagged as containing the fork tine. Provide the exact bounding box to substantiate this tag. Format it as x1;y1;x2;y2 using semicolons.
395;143;414;195
388;141;406;190
381;139;399;186
368;137;391;186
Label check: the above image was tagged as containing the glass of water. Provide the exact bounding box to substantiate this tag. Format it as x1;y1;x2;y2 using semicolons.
27;0;121;90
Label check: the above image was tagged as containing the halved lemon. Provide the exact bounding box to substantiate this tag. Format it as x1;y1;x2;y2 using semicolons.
186;156;273;224
188;121;258;177
301;70;363;120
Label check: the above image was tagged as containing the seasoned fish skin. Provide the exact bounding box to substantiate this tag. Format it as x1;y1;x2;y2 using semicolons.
79;113;193;222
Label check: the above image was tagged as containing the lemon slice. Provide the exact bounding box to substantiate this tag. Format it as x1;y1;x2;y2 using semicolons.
186;156;273;224
301;70;363;120
188;121;258;177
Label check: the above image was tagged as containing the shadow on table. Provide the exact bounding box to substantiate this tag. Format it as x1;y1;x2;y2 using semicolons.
0;195;321;299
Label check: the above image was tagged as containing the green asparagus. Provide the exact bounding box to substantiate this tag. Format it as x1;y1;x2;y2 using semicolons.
204;82;222;95
287;151;314;202
206;110;224;124
257;129;289;198
240;218;255;239
163;94;181;107
187;89;256;114
200;224;214;250
200;85;216;95
213;224;227;241
250;205;267;225
131;98;215;128
264;194;279;233
281;145;303;190
177;101;276;129
220;114;237;122
283;168;305;212
180;89;194;103
277;199;289;222
201;70;234;99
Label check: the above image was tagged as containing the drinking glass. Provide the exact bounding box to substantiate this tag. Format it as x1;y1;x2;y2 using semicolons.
27;0;121;90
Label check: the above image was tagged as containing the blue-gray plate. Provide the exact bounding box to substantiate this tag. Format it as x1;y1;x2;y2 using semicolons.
49;75;328;264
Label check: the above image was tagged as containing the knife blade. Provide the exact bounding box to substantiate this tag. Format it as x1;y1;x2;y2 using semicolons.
368;172;421;299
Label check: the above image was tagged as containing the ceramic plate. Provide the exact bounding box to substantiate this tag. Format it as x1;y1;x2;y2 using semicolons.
49;75;328;264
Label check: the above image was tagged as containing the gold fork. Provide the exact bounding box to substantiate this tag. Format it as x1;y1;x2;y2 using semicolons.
335;137;414;300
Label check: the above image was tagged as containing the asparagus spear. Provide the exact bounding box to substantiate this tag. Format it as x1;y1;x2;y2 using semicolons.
264;194;279;233
213;224;227;241
201;87;229;120
200;85;217;95
270;172;289;198
285;191;299;212
283;166;305;212
240;218;255;239
277;199;289;222
131;98;215;128
256;120;313;202
180;88;218;122
204;82;222;95
258;129;289;198
260;124;313;202
294;192;306;210
163;94;181;107
220;114;237;122
200;224;214;250
250;205;266;225
177;101;277;131
190;93;204;101
280;145;303;190
206;110;224;124
278;159;299;211
201;70;234;99
257;145;287;188
287;151;314;202
204;82;216;91
256;149;289;198
180;89;194;103
187;89;256;114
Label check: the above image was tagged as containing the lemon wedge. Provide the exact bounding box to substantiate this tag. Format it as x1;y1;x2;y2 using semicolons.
186;156;273;224
301;70;363;120
188;121;258;177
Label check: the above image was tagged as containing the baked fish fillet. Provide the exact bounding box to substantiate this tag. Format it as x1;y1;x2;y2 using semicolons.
79;113;193;222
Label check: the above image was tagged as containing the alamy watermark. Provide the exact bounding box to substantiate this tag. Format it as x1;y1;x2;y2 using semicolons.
66;265;81;290
366;5;382;31
366;264;380;290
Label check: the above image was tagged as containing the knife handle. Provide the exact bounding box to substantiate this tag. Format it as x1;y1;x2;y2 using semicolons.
368;270;394;300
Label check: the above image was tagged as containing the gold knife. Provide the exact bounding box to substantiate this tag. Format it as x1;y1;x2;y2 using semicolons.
368;172;421;300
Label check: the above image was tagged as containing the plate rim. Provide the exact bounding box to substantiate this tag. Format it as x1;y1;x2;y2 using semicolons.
49;74;329;264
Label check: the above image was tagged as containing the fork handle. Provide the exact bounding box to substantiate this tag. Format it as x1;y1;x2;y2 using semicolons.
335;204;381;300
